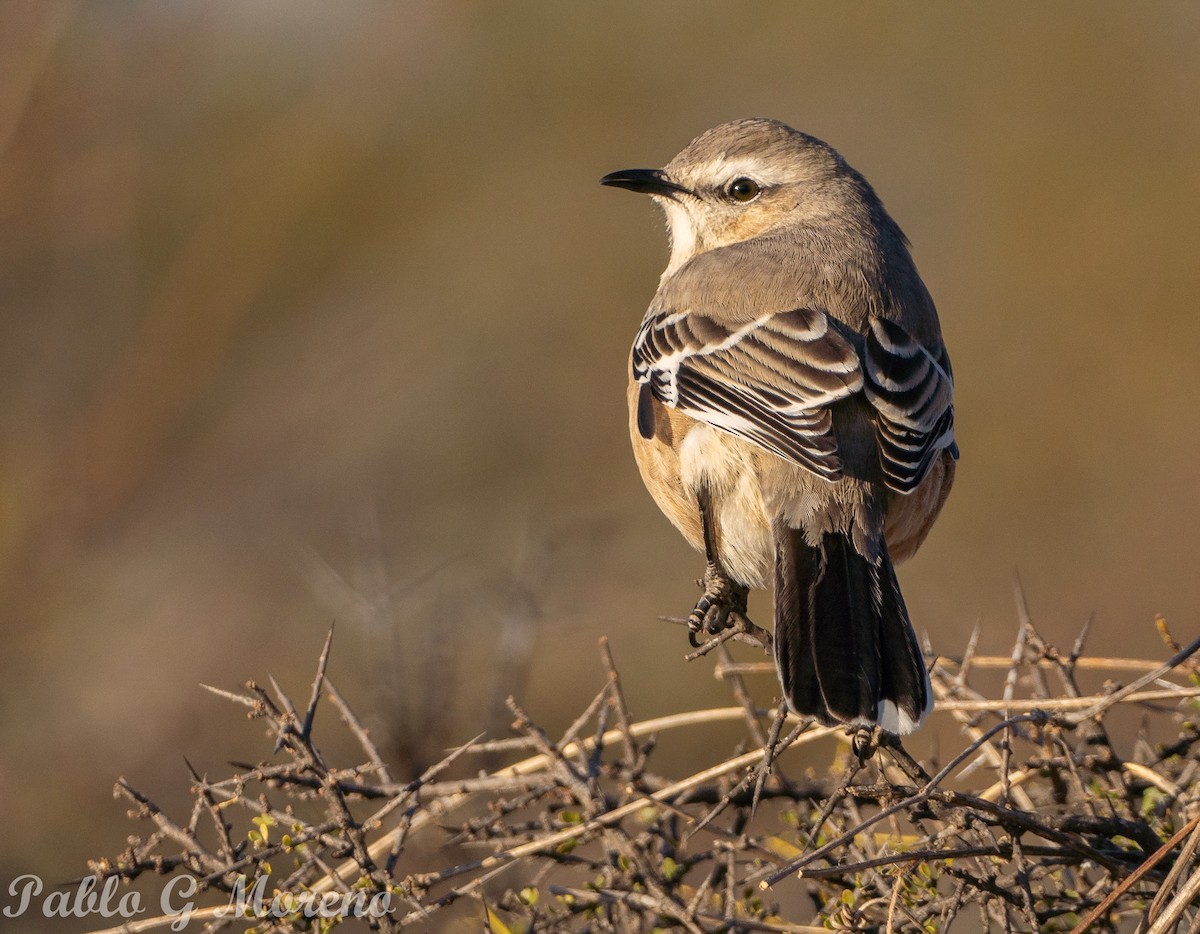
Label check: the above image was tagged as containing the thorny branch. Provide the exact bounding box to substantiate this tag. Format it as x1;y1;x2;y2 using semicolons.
86;612;1200;932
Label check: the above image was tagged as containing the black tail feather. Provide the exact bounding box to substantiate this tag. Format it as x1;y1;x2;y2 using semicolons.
875;554;932;732
772;525;930;734
772;529;825;718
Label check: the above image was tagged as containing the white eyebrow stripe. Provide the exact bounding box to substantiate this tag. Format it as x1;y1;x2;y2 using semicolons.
706;154;786;188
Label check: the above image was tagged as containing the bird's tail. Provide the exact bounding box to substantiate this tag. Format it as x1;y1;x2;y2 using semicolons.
772;524;931;734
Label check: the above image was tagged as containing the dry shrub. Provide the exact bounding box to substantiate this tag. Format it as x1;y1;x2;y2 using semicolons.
87;613;1200;933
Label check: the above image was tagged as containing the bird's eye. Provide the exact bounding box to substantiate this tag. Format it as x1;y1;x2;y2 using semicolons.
726;177;761;203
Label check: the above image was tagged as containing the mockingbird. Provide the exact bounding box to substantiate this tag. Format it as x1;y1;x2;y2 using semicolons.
602;118;956;735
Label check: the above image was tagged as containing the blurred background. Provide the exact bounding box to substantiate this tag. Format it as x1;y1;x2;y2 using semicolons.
2;1;1199;926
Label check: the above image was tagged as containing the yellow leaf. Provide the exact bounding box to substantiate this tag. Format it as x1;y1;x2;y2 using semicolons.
764;835;804;859
485;906;513;934
870;832;925;847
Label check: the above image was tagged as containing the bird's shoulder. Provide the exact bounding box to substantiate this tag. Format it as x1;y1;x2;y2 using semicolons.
648;237;831;324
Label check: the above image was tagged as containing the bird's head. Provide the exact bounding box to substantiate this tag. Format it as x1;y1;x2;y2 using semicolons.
602;118;871;278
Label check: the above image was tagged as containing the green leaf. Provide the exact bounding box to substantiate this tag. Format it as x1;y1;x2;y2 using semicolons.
660;856;684;882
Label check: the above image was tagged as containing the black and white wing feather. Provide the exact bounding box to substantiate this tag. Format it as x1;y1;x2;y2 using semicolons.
862;316;957;493
632;307;863;479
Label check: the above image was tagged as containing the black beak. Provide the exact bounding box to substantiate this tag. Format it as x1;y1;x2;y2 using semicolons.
600;168;690;198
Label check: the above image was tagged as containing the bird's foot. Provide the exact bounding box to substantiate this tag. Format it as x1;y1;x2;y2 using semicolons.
687;564;752;648
851;726;881;763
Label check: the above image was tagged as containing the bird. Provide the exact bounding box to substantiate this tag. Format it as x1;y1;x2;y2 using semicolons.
601;118;957;735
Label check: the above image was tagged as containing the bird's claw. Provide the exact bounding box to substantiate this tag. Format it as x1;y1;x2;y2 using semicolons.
686;564;750;646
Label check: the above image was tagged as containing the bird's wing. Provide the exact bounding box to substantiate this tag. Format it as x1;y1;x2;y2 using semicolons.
862;316;957;494
632;306;863;479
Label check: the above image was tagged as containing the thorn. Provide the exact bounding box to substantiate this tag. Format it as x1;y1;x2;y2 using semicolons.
1012;571;1032;629
302;624;336;742
199;683;256;707
1071;613;1094;662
